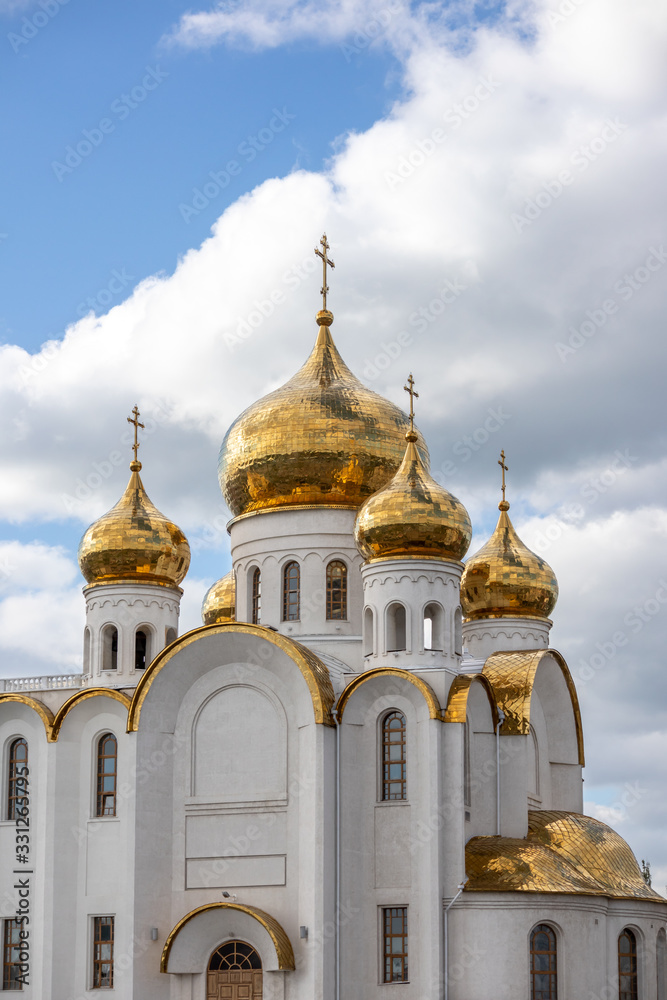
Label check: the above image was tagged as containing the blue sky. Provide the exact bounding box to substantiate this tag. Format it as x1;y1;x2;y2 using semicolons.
0;0;667;880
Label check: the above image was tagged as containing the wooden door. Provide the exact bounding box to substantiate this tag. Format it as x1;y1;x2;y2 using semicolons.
206;969;262;999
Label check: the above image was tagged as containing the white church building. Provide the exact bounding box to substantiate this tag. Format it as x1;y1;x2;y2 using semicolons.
0;240;665;999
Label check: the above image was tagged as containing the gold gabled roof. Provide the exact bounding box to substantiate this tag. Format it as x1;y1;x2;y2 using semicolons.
218;310;428;518
201;569;236;625
466;811;663;901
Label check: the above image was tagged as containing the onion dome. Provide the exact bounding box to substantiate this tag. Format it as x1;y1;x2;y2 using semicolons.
461;461;558;619
218;309;428;518
78;409;190;588
354;377;472;562
202;569;236;625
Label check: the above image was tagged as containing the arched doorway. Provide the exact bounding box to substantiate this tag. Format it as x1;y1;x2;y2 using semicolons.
207;940;262;999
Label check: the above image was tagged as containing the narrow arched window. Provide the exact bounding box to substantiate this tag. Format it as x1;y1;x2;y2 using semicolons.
657;928;666;1000
251;567;261;624
134;629;149;670
102;625;118;671
83;627;91;672
165;627;176;646
619;929;638;1000
387;603;406;651
530;924;557;1000
7;739;28;821
282;562;300;621
454;606;463;656
326;560;347;620
463;720;471;808
96;733;117;817
382;712;407;801
363;607;374;657
423;602;443;651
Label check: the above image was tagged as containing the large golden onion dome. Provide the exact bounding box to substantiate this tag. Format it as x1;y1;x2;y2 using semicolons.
354;413;472;563
78;459;190;589
201;569;236;625
461;498;558;620
218;310;429;518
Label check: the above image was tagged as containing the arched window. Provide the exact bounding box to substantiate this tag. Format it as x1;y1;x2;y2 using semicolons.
386;603;407;652
208;940;262;995
454;606;463;656
530;924;557;1000
7;739;28;821
165;627;177;646
209;940;262;970
282;561;300;621
463;720;471;808
102;625;118;671
251;567;261;624
423;602;444;651
326;560;347;620
363;607;374;657
657;928;666;1000
619;929;638;1000
134;629;149;670
83;627;91;673
96;733;117;817
382;711;407;801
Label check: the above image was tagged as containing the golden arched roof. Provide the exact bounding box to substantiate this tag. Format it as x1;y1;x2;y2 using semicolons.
128;623;335;730
482;649;584;765
443;673;499;727
0;694;54;739
50;689;131;741
201;569;236;625
336;667;443;720
218;311;428;518
161;902;295;972
466;810;663;900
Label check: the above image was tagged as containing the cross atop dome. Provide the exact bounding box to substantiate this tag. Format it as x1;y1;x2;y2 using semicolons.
127;405;145;471
498;449;509;510
314;233;335;312
403;373;419;441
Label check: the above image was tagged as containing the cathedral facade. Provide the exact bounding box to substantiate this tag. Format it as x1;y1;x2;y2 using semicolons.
0;255;665;998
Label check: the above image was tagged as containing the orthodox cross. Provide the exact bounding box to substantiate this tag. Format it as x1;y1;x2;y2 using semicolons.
403;373;419;433
314;233;335;311
498;449;509;503
127;405;145;463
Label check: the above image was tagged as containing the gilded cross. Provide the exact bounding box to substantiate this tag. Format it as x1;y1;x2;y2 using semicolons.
498;449;508;503
403;373;419;432
314;233;335;311
127;405;145;463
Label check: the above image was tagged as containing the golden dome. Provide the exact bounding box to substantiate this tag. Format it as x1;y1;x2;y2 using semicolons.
201;569;236;625
78;460;190;589
461;500;558;620
354;430;472;562
219;310;429;518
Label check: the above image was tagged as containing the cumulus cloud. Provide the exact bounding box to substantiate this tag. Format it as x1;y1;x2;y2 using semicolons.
2;0;666;873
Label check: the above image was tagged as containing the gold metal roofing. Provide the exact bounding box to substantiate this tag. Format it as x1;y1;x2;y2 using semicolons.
466;811;663;901
78;461;190;589
218;310;428;518
461;500;557;620
482;649;585;765
354;430;471;563
201;569;236;625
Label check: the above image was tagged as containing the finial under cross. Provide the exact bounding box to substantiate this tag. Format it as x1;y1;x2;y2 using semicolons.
403;373;419;433
498;449;509;503
127;405;145;464
314;233;335;311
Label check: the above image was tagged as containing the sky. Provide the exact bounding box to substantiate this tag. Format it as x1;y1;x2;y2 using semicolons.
1;0;667;885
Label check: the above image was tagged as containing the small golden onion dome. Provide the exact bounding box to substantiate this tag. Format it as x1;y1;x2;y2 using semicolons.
218;310;429;518
201;569;236;625
461;500;558;620
354;431;472;562
78;460;190;588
